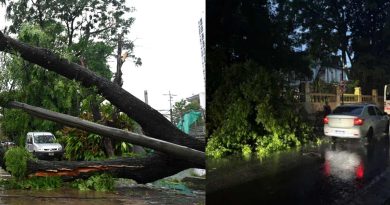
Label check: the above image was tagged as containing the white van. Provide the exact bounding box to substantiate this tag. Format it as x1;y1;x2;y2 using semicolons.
25;132;63;160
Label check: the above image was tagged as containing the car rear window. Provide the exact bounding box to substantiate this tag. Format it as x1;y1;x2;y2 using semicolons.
332;106;363;115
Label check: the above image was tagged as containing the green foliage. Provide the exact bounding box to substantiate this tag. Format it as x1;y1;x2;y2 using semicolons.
71;174;114;191
206;0;311;106
74;42;113;79
4;147;32;179
58;105;138;160
206;62;314;158
19;23;54;47
205;137;232;159
1;176;62;190
0;23;79;138
241;145;252;158
63;131;105;161
1;0;142;161
1;110;30;142
6;0;141;66
114;141;134;156
286;0;390;94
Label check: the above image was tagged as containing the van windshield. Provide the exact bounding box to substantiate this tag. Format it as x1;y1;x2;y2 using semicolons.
34;135;55;143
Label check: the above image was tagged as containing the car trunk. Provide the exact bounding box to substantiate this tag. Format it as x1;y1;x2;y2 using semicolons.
327;115;357;128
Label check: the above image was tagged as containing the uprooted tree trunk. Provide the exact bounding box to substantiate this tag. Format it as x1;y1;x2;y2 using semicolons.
4;101;204;182
0;31;205;181
0;144;193;184
0;31;204;153
26;153;193;184
8;101;204;166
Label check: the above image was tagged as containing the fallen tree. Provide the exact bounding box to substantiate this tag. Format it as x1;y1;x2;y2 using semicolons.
27;154;194;184
0;31;204;152
0;149;194;184
8;101;204;167
0;31;205;181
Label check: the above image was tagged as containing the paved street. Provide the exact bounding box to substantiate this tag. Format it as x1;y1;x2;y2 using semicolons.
207;135;390;205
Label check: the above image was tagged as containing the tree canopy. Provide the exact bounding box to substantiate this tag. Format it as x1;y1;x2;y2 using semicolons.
206;0;390;157
0;0;143;158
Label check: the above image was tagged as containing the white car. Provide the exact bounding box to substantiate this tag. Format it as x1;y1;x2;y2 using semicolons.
324;104;389;141
25;132;63;160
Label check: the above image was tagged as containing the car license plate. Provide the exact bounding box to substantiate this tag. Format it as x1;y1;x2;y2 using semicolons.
335;130;345;134
48;153;54;156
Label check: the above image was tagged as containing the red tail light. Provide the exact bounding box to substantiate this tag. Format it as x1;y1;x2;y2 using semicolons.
323;117;329;124
356;163;364;179
354;118;364;126
324;161;330;176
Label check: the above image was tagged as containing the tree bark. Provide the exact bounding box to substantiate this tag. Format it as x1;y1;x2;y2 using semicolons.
26;153;193;184
0;31;204;152
7;101;205;167
0;145;192;184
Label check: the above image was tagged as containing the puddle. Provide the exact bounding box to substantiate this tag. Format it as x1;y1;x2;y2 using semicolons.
0;168;205;205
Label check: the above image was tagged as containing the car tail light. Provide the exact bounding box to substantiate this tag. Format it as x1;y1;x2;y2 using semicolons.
324;160;330;176
354;117;364;126
356;162;364;179
323;117;329;124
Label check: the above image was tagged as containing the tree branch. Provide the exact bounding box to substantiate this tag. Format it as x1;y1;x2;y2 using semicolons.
7;101;205;167
0;31;204;154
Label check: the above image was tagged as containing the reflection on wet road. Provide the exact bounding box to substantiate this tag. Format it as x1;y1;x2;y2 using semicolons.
0;167;205;205
207;136;390;205
0;186;205;205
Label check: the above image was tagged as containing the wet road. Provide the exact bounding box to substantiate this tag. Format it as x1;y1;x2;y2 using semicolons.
207;135;390;205
0;185;204;205
0;168;205;205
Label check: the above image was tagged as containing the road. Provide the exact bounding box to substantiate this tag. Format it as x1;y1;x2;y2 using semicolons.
207;134;390;205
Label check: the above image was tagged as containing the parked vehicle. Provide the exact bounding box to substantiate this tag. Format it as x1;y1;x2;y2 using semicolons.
324;103;389;141
25;132;63;160
384;84;390;114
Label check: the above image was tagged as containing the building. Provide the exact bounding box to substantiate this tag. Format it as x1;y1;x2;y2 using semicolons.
186;92;205;110
311;64;348;84
184;93;206;141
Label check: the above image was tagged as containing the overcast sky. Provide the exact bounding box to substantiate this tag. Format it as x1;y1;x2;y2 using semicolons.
0;1;205;118
124;0;205;114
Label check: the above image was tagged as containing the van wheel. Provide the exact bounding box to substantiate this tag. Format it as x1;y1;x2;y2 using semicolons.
366;128;374;143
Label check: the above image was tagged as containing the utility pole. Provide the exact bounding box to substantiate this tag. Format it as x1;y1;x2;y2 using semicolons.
144;90;148;105
163;91;177;123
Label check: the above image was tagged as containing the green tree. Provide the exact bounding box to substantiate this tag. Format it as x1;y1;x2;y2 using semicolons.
1;0;141;158
348;0;390;94
207;0;311;132
1;24;78;143
286;0;353;66
286;0;390;94
206;61;313;158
